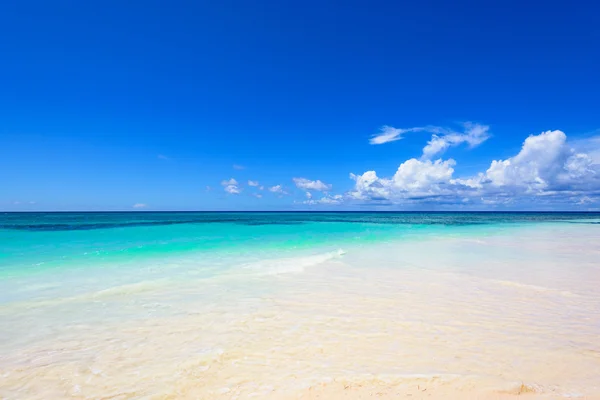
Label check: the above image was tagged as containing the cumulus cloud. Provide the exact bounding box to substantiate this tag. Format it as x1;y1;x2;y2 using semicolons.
224;185;241;194
133;203;147;208
306;192;312;199
292;177;332;191
221;178;241;194
248;180;259;187
221;178;238;186
483;130;597;193
269;185;287;194
347;129;600;207
349;158;457;201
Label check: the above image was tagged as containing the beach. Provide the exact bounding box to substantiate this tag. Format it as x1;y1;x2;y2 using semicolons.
1;213;599;399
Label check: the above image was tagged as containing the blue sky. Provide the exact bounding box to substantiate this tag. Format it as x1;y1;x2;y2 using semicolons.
1;0;599;211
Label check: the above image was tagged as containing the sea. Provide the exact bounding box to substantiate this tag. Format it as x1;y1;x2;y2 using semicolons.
1;212;599;399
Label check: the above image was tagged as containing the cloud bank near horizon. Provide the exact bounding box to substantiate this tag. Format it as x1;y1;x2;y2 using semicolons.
346;129;600;207
217;127;600;209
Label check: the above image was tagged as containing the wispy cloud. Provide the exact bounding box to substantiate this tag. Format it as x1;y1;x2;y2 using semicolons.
304;194;343;205
248;180;259;187
157;154;170;160
292;178;332;191
369;123;490;159
233;164;246;170
252;193;263;198
269;185;288;195
133;203;147;208
369;126;427;145
571;134;600;164
421;123;490;159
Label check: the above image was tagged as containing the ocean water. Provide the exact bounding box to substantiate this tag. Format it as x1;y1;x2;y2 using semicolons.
1;212;600;399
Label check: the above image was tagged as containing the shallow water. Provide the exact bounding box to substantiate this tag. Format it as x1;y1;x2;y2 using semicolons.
1;213;599;398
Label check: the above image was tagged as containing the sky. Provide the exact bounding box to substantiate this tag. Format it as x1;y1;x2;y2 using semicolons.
1;0;599;211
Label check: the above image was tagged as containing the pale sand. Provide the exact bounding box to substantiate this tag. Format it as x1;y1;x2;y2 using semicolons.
300;381;564;399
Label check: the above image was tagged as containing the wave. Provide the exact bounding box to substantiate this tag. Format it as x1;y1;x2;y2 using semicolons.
86;279;170;299
239;249;346;275
0;279;171;311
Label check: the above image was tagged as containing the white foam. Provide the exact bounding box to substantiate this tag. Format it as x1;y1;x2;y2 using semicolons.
240;249;346;275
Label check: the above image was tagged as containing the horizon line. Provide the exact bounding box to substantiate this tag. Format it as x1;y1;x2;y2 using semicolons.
2;210;599;214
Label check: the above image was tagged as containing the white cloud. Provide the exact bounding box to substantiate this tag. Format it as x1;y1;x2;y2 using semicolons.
570;134;600;164
394;158;456;192
11;200;36;205
205;186;212;191
259;186;265;191
304;194;343;205
578;196;594;205
349;158;457;201
252;193;263;199
483;130;598;193
221;178;238;186
347;129;600;207
157;154;170;160
292;177;332;191
221;178;241;194
269;185;287;194
370;126;414;145
233;164;245;170
422;123;490;159
224;185;241;194
133;203;147;208
305;192;312;199
369;123;490;159
248;180;259;187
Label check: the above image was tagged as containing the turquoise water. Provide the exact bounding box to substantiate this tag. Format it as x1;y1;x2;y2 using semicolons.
2;212;600;275
1;212;599;304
